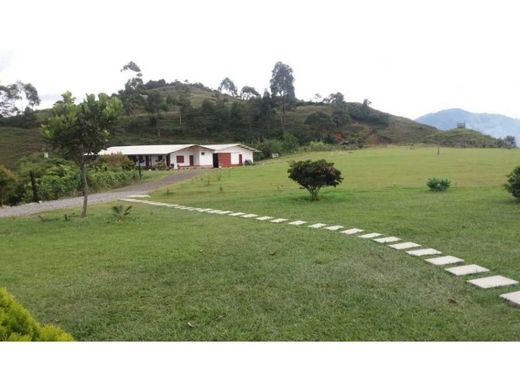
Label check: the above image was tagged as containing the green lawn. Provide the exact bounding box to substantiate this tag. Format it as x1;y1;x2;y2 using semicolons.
1;146;520;340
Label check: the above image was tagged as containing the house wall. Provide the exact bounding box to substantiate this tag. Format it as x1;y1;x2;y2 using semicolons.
216;146;254;165
170;146;213;169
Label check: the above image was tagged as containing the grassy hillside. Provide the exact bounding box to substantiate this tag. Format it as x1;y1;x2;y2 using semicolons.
0;83;442;168
426;128;502;148
2;147;520;340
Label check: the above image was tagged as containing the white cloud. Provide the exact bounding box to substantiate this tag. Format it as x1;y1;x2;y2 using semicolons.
2;0;520;119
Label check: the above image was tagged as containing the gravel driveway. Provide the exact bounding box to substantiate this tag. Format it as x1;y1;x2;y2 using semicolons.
0;170;201;218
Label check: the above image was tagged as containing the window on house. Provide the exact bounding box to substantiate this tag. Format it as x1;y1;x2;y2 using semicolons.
176;155;184;163
201;152;205;155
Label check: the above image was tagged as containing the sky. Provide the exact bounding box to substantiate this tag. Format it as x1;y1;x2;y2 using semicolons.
2;0;520;120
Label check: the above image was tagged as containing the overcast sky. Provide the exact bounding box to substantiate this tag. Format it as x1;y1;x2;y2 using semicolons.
2;0;520;119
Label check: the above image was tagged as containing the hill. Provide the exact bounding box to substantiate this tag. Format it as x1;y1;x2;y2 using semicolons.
416;108;520;139
1;81;440;168
425;128;504;148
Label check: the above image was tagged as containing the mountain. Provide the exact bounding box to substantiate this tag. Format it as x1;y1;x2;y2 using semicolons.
416;108;520;139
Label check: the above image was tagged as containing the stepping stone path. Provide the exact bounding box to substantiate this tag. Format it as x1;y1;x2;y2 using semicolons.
388;242;421;250
341;228;364;235
308;223;328;229
288;220;307;226
445;264;489;276
425;256;464;266
406;248;442;257
324;225;344;231
468;275;519;289
373;236;400;243
500;291;520;306
120;198;520;309
358;233;382;239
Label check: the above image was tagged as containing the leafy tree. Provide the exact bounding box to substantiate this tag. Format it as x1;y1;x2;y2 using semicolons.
325;92;350;128
0;81;40;116
361;98;372;119
270;61;295;131
43;92;122;217
119;61;144;115
240;86;260;100
0;165;16;206
503;136;517;149
304;111;335;140
505;166;520;200
288;159;343;201
144;92;168;135
167;90;192;129
218;77;238;97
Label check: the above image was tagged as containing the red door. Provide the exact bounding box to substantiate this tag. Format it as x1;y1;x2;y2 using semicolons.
238;154;243;165
189;155;194;166
218;153;231;167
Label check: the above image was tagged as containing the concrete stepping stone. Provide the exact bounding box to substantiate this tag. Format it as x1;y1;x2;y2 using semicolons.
445;264;489;276
340;228;364;235
388;242;421;250
216;210;232;214
358;233;382;239
256;216;273;221
241;214;258;218
308;223;328;229
324;225;344;231
373;236;400;243
468;275;519;289
270;218;288;223
500;291;520;306
229;212;246;216
288;220;307;226
127;194;150;198
406;248;442;257
425;255;463;266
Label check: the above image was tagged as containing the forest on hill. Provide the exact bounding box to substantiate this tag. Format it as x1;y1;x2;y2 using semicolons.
1;61;515;169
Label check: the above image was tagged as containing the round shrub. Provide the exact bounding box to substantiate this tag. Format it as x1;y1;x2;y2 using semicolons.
427;177;451;192
505;166;520;200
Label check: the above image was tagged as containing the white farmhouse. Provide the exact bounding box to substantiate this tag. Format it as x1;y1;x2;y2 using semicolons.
98;143;258;169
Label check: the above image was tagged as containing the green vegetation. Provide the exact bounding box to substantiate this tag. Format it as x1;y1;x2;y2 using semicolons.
4;153;140;206
426;128;503;148
288;159;343;200
505;166;520;199
0;288;73;341
0;165;16;206
1;147;520;340
427;177;451;192
43;91;123;217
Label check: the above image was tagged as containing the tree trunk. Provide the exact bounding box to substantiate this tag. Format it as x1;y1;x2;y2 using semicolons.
29;170;39;202
0;187;4;207
80;156;89;218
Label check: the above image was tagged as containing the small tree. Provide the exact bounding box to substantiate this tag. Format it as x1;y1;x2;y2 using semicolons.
0;165;16;206
43;92;122;218
505;166;520;200
288;159;343;201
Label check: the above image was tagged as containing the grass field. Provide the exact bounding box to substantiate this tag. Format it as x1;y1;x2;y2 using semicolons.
1;146;520;340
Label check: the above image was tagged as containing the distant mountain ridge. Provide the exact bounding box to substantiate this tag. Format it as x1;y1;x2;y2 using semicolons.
416;108;520;139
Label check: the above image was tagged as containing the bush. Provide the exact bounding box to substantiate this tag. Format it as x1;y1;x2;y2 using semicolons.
155;160;168;171
505;166;520;200
427;177;451;192
0;165;16;207
0;288;73;341
94;154;135;171
288;159;343;201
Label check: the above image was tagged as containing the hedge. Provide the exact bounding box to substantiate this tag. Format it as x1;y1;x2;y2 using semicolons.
0;288;73;341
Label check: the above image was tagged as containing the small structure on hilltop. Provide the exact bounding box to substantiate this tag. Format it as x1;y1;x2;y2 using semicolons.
98;143;258;169
457;122;466;129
